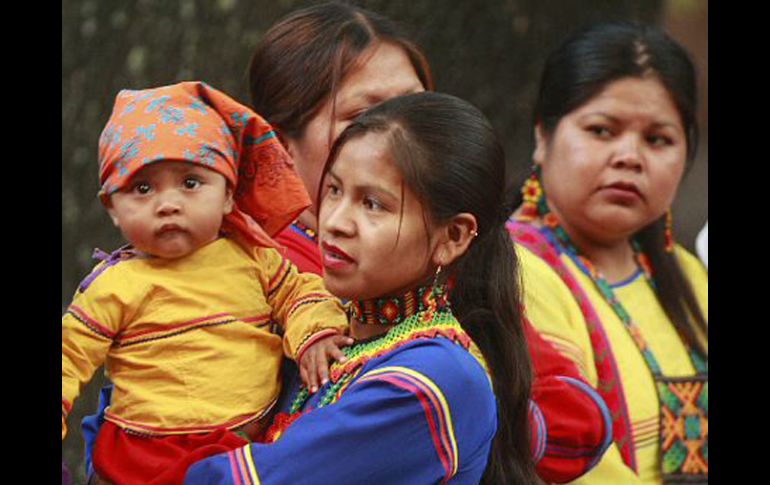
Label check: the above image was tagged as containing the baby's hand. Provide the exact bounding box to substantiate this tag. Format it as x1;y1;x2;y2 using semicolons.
298;332;354;394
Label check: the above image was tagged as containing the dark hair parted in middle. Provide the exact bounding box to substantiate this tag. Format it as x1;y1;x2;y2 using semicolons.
322;91;537;485
532;21;707;359
535;21;699;163
248;1;433;140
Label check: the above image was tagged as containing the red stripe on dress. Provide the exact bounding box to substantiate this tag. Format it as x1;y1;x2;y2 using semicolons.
68;305;116;339
286;293;333;317
119;312;235;339
228;451;244;485
242;315;272;325
267;258;291;293
233;447;253;485
365;374;453;483
389;372;455;471
117;313;272;345
295;329;340;364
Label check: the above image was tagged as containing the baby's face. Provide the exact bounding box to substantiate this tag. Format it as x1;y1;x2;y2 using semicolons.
106;161;233;259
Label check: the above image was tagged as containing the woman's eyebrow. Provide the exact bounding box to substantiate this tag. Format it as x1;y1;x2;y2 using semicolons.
577;112;619;123
330;167;399;202
579;111;682;131
343;84;424;107
355;183;399;202
327;169;342;184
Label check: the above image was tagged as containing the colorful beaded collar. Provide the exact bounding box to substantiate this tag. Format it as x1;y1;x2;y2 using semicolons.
346;284;448;326
289;285;488;414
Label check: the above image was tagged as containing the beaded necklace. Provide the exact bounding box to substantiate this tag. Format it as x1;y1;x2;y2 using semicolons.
537;205;707;376
288;284;487;414
347;284;447;326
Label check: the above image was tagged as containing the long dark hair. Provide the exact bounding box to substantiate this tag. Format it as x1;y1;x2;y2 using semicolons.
529;21;707;357
322;92;537;484
248;1;433;141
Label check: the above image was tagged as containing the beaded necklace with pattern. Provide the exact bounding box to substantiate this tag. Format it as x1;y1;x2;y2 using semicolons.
536;201;707;376
347;283;447;326
288;284;487;414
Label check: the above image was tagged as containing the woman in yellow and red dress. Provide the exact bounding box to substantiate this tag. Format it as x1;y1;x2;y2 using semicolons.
507;22;708;484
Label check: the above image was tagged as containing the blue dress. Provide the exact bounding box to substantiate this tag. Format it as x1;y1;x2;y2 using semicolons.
184;336;496;484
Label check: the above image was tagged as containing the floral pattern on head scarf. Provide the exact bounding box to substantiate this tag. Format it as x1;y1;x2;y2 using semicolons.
98;81;311;249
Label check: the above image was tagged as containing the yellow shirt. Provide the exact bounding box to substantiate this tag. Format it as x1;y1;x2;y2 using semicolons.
61;238;348;438
517;244;707;484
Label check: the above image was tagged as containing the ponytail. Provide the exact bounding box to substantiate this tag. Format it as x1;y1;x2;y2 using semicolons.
451;224;536;484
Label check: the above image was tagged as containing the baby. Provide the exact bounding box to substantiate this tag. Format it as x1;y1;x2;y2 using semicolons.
62;82;350;484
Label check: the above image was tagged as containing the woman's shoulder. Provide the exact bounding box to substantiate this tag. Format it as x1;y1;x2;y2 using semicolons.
515;243;587;325
365;337;495;406
516;242;569;287
673;243;708;282
506;221;572;286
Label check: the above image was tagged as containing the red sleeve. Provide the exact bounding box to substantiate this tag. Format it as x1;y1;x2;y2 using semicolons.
274;225;323;276
524;319;613;483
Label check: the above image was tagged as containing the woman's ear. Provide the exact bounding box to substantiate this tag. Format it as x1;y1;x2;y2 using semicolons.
431;213;478;267
533;123;548;166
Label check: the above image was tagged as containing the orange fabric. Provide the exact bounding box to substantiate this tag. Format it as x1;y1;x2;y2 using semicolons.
98;81;311;249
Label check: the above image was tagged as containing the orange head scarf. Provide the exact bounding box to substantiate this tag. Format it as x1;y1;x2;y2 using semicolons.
98;81;310;249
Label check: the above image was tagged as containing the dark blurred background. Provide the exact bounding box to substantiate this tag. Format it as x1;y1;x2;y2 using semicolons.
62;0;707;480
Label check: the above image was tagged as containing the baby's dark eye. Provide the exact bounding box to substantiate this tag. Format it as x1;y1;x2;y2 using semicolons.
184;178;202;189
133;182;151;194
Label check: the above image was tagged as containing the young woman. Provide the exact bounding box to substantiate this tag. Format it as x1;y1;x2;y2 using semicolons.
186;91;536;485
508;22;708;484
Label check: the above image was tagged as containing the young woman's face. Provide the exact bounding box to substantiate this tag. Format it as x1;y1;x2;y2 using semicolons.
535;76;687;246
106;161;233;259
285;42;425;213
318;132;442;301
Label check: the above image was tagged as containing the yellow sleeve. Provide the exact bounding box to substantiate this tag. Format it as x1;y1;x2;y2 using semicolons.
254;247;349;360
61;263;134;440
516;245;597;384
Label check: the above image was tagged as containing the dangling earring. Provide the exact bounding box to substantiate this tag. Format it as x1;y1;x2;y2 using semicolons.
664;209;674;253
432;264;443;290
428;264;444;313
519;165;544;222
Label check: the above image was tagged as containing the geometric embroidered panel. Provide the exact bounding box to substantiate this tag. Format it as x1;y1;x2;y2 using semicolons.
657;376;708;483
